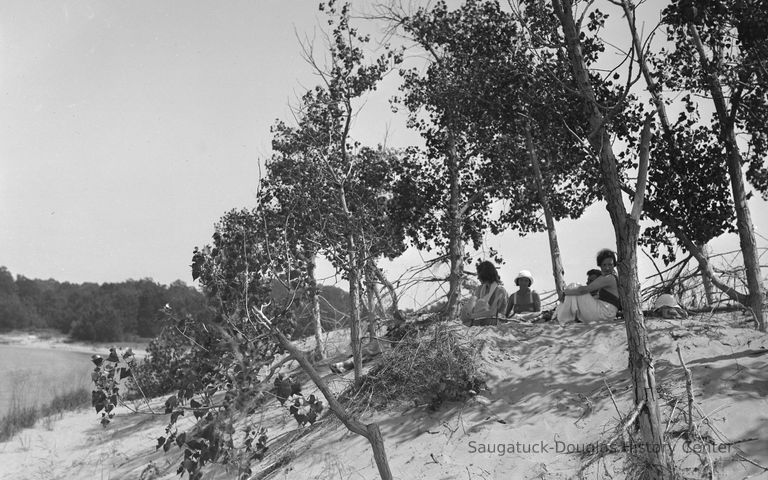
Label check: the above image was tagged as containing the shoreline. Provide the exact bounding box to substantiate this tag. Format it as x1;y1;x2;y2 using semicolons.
0;331;148;358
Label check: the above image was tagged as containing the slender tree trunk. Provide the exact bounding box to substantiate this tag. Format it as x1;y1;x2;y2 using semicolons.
621;0;671;136
445;133;464;320
365;269;380;352
371;281;388;322
372;264;406;324
346;247;363;386
524;118;566;300
337;180;364;385
698;243;715;306
552;1;671;476
305;252;324;360
687;23;766;331
265;320;392;480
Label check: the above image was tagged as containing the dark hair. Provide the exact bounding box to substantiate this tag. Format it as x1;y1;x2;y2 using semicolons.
586;269;602;278
476;261;501;284
596;249;617;266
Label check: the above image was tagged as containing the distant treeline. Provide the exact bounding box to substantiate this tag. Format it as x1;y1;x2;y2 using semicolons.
0;266;350;342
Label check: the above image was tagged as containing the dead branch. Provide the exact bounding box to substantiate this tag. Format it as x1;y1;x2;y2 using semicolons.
676;344;695;439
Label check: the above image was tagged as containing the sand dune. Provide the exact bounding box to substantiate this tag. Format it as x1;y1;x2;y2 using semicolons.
1;312;767;479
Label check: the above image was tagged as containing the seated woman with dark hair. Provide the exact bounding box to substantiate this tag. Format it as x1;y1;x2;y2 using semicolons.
556;249;621;324
460;260;508;325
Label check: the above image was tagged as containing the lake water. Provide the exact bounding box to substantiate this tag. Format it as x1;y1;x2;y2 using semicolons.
0;345;94;414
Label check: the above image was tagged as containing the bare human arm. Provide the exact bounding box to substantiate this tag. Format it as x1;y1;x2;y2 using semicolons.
564;275;616;296
505;293;515;316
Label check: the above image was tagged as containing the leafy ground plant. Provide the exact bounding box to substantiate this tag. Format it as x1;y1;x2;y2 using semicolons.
89;334;325;480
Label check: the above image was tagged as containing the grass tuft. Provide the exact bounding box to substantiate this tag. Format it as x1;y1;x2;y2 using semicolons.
0;387;90;442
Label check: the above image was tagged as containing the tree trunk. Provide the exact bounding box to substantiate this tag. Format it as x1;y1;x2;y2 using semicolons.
620;0;671;136
552;1;672;476
337;179;364;385
365;269;380;353
347;248;363;386
265;319;393;480
687;23;766;331
445;133;465;321
698;243;715;306
306;252;324;360
372;264;406;324
524;118;566;300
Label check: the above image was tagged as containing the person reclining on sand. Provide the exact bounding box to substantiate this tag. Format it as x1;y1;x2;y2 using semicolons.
329;338;385;374
556;249;621;324
651;293;688;319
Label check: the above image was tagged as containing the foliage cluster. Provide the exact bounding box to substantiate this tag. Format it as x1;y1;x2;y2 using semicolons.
91;339;326;479
0;266;209;341
91;197;352;477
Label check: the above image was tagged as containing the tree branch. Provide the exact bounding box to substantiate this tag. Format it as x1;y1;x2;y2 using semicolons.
630;114;653;222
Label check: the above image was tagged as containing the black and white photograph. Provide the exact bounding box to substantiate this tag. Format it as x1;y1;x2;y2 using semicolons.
1;1;767;479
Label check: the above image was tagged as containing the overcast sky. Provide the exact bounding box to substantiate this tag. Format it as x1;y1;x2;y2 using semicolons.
1;1;765;307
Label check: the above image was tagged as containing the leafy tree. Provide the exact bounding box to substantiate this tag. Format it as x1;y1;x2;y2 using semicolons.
393;1;608;300
0;267;26;331
266;0;404;385
652;0;768;330
133;279;168;338
385;0;603;312
615;0;763;322
0;267;210;340
391;2;505;318
549;0;672;475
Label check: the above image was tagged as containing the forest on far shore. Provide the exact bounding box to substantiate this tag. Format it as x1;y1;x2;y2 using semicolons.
0;266;350;342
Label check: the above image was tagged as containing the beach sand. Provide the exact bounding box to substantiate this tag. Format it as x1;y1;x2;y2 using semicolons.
1;312;766;479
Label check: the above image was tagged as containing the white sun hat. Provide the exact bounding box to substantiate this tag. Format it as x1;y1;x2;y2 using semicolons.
515;270;534;286
652;293;681;311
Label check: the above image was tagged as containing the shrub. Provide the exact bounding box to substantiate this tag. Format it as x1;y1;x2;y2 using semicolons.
353;321;486;410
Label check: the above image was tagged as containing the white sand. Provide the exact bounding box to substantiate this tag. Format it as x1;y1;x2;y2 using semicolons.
1;313;767;480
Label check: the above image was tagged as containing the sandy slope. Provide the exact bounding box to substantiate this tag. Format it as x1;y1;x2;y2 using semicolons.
1;312;767;480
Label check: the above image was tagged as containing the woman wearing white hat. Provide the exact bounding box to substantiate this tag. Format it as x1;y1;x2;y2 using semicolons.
505;270;541;317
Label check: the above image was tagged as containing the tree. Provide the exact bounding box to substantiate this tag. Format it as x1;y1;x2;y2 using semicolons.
268;0;404;385
188;202;396;479
386;0;600;309
550;0;672;476
0;267;26;330
615;0;763;322
391;1;511;318
655;0;767;330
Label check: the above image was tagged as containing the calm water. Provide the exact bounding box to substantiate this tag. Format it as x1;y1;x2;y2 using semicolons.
0;345;93;414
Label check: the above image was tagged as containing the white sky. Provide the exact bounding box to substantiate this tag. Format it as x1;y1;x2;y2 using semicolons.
1;1;766;307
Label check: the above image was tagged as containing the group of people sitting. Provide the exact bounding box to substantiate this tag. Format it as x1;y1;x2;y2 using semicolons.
461;248;622;325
